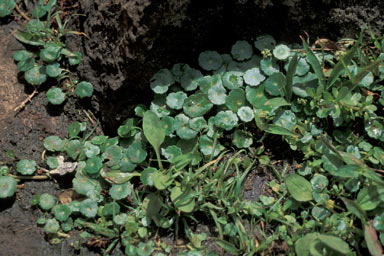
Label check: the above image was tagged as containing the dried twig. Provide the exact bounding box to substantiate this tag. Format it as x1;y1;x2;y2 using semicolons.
15;4;30;21
14;89;38;114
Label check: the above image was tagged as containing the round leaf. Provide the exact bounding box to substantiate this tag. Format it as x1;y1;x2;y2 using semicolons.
208;85;227;105
84;157;102;175
273;44;290;60
199;135;224;157
75;81;93;98
260;57;279;75
237;106;254;122
214;110;238;131
39;193;56;210
109;183;131;200
68;51;82;65
199;74;223;93
254;34;276;51
162;116;175;136
16;159;36;175
13;50;34;62
120;150;137;172
25;66;47;86
198;50;223;71
231;40;253;61
264;72;286;96
166;91;187;110
163;145;182;161
232;129;253;148
45;63;62;78
127;142;147;164
310;174;328;193
273;110;296;130
0;0;16;17
180;67;203;91
0;176;16;198
189;116;207;131
80;199;98;218
170;186;195;213
40;45;61;63
222;71;244;90
44;219;59;233
174;114;198;140
183;93;213;117
52;204;71;222
243;68;265;86
225;88;245;112
43;135;64;151
150;95;171;118
245;86;269;110
150;69;174;94
46;87;66;105
102;145;122;166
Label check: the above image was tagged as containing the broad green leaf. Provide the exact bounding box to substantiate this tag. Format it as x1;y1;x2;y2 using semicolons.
215;239;238;254
285;173;313;202
100;169;140;184
143;110;165;169
142;193;162;226
341;197;367;222
295;233;317;256
170;186;195;213
317;234;351;255
151;171;172;190
357;186;384;211
14;30;45;46
265;124;298;137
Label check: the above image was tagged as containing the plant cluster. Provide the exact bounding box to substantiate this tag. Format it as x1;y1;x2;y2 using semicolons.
1;7;384;253
2;0;93;105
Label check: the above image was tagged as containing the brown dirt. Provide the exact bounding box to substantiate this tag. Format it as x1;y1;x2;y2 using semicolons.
0;22;24;135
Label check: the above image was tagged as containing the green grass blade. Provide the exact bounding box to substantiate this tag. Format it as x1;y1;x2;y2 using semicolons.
301;36;325;88
285;53;298;102
327;43;358;89
336;59;384;101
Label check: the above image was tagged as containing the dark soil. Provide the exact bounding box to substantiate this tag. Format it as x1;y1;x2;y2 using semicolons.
1;0;383;255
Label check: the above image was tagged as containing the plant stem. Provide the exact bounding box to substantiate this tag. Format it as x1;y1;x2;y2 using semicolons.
10;174;49;180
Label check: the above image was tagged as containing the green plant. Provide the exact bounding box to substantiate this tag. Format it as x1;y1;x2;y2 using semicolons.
0;0;15;17
9;1;93;107
2;30;384;255
0;176;16;198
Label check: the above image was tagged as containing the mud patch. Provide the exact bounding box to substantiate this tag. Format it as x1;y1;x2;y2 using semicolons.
0;22;24;135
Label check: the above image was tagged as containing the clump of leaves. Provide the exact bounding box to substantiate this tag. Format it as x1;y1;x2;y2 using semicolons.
12;31;384;255
10;1;93;106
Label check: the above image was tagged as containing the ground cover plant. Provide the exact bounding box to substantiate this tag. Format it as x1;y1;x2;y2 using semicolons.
1;1;384;255
1;0;92;110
